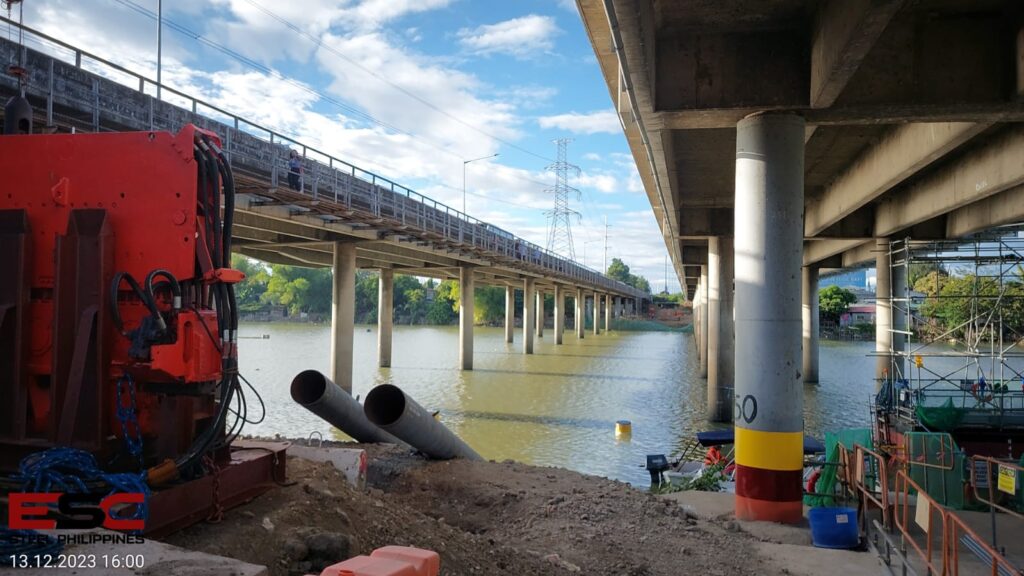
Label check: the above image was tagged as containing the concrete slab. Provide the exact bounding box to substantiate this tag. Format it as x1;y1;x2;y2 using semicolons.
12;530;267;576
754;541;884;576
289;444;368;489
662;491;884;574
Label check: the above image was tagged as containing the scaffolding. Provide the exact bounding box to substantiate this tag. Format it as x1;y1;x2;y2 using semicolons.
878;231;1024;432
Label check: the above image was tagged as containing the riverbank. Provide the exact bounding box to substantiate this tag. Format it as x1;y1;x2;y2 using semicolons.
165;442;880;576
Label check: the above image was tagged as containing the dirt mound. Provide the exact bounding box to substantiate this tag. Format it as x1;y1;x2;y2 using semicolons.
168;445;765;575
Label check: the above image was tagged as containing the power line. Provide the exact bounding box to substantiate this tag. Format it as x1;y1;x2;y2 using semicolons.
241;0;555;164
110;0;563;199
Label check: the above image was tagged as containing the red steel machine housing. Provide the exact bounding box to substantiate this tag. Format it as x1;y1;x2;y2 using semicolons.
0;124;286;535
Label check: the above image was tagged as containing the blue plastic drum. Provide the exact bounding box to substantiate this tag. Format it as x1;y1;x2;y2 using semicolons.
808;507;859;549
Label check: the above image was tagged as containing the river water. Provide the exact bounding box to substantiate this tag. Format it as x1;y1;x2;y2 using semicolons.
235;323;990;486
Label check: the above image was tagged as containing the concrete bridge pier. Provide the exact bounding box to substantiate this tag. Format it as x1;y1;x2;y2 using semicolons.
576;288;585;339
554;285;564;345
592;293;601;335
707;236;734;423
802;266;819;384
733;113;805;524
536;291;544;338
378;268;393;368
523;277;536;354
875;240;906;383
330;242;356;393
698;266;708;378
459;266;475;371
505;286;514;344
598;293;606;330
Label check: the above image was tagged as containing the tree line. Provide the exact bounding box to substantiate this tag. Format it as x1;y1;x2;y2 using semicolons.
232;255;652;325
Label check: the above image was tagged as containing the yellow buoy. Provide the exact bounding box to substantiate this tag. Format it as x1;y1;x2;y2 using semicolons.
615;419;632;438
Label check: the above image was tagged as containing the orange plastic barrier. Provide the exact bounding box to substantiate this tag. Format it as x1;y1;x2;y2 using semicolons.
316;546;440;576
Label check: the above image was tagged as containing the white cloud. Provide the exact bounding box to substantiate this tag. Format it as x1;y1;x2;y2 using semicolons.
457;15;560;59
582;152;601;161
577;173;619;194
538;109;620;135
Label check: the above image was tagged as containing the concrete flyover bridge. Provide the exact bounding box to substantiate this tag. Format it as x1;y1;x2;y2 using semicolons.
580;0;1024;521
0;25;647;393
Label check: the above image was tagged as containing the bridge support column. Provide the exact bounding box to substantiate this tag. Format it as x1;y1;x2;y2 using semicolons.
505;286;514;343
604;294;611;332
592;292;600;335
523;278;535;354
877;240;907;381
698;266;708;378
536;291;544;338
707;236;734;423
802;266;819;384
554;285;564;345
734;113;805;524
875;239;893;386
330;242;356;393
576;288;585;339
378;269;393;368
459;266;475;371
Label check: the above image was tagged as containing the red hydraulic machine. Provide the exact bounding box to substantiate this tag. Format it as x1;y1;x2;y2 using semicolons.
0;116;287;535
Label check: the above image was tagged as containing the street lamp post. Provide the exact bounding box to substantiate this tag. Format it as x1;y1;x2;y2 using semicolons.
462;153;499;214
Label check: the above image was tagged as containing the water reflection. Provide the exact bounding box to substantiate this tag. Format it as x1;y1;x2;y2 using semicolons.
239;323;887;485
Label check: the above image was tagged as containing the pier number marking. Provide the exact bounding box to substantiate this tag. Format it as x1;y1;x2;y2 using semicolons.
735;395;758;424
998;464;1017;495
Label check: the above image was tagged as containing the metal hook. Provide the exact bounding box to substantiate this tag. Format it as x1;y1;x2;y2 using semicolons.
307;430;323;448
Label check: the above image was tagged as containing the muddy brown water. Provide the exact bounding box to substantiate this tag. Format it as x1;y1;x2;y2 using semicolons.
238;323;1019;486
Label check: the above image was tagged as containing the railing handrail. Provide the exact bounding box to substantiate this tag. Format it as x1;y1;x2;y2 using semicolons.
0;18;648;299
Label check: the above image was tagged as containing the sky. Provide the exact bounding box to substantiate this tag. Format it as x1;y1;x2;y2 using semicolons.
15;0;679;293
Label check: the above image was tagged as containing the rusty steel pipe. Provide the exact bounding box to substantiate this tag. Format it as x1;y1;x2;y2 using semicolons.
290;370;402;445
363;384;482;460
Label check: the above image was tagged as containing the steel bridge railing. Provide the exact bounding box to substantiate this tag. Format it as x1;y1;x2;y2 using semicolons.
0;21;647;300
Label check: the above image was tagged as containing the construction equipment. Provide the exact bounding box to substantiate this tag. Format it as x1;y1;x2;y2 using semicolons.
0;123;285;535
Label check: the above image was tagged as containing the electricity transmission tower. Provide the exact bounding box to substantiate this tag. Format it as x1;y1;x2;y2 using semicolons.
545;139;581;260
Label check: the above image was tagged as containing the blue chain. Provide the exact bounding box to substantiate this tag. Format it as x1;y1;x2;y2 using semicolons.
116;372;144;468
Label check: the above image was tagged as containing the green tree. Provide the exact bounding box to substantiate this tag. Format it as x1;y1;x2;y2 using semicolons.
607;258;631;283
913;269;950;297
475;285;506;325
607;257;652;293
819;285;857;322
262;264;332;316
231;255;270;312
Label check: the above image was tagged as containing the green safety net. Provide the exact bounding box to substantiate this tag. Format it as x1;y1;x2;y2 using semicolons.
804;428;872;508
915;398;966;431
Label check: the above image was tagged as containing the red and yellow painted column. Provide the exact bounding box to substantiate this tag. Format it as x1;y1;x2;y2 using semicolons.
733;112;806;523
734;427;803;522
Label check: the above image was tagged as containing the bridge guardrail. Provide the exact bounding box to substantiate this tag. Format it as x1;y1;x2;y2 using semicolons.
0;21;647;299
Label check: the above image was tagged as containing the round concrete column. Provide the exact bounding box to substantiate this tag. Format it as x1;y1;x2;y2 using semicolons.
523;277;535;354
592;292;600;335
604;294;611;332
330;242;356;393
802;266;819;384
707;236;734;423
505;286;514;344
459;266;474;371
733;113;805;524
698;266;708;378
378;269;393;368
875;239;893;386
536;291;544;338
554;285;564;345
576;288;585;339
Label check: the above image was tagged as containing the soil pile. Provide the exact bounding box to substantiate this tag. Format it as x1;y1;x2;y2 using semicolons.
167;445;766;575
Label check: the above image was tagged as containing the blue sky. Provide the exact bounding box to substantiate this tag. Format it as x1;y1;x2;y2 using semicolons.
21;0;677;292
